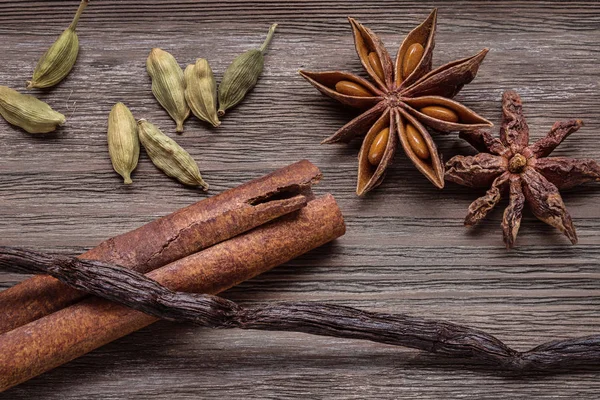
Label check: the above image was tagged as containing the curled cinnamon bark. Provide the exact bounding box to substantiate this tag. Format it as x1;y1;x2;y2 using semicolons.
0;194;345;392
2;246;599;376
0;160;322;334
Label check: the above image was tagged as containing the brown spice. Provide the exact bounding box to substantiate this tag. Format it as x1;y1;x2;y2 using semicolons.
0;160;322;334
299;9;492;194
446;90;600;248
0;194;345;391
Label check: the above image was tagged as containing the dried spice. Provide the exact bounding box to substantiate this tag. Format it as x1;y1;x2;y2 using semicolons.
0;86;66;133
446;90;600;248
300;10;492;194
0;194;345;390
107;102;139;184
27;0;88;89
218;24;277;117
184;58;220;127
0;160;322;334
138;119;208;189
147;48;190;133
3;246;600;374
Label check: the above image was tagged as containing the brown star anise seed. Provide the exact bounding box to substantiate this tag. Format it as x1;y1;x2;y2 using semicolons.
299;9;492;195
446;90;600;248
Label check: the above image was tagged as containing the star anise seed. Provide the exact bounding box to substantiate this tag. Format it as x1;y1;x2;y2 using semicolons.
300;9;492;195
446;90;600;248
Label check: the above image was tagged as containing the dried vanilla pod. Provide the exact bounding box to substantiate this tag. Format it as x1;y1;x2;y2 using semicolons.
184;58;220;127
27;0;88;89
107;103;139;184
146;48;190;133
218;24;277;117
446;90;600;248
137;119;208;189
300;10;492;195
5;246;600;374
0;86;65;133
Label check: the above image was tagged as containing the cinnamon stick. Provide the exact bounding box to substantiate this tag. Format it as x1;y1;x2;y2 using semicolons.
0;194;345;391
0;159;321;334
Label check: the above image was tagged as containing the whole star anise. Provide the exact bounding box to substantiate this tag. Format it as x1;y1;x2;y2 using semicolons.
446;90;600;248
300;10;492;195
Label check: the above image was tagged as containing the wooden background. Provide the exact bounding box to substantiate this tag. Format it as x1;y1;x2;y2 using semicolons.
1;0;600;398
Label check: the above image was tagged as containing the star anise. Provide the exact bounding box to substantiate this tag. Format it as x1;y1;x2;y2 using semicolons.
446;90;600;248
299;10;492;195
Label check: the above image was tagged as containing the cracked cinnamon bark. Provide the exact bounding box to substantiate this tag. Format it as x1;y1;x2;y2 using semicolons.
0;193;345;391
0;160;323;334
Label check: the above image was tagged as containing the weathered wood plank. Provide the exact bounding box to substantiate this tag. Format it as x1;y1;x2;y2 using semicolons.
1;0;600;398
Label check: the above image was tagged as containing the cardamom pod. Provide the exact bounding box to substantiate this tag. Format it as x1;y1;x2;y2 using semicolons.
137;119;208;189
218;23;277;117
184;59;220;127
27;0;88;89
0;86;65;133
107;102;139;184
146;48;189;133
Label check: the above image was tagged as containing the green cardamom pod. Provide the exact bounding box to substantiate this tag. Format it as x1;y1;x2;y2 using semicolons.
146;48;189;133
138;119;208;189
107;102;139;184
218;23;277;117
0;86;66;133
184;59;220;128
27;0;88;89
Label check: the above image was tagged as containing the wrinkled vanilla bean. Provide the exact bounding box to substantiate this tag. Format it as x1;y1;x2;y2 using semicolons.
1;246;599;373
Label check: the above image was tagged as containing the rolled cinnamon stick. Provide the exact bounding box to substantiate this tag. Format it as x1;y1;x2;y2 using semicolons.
0;194;345;392
0;160;322;334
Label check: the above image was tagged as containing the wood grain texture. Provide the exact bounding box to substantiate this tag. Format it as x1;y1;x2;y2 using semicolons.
1;0;600;398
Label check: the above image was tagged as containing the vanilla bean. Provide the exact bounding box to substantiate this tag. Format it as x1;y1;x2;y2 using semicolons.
1;246;599;373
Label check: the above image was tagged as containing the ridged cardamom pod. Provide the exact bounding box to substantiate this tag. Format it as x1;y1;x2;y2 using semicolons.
218;23;277;117
138;119;208;190
146;48;190;133
0;86;66;133
27;0;88;89
107;102;139;184
184;59;220;128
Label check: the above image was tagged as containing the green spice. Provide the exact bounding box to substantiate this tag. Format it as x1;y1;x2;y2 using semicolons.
146;48;190;133
107;103;139;184
137;119;208;189
27;0;88;89
218;24;277;117
0;86;65;133
184;59;220;127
